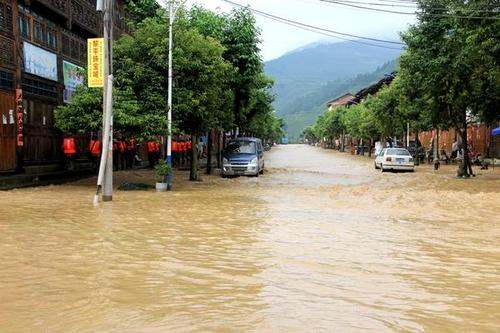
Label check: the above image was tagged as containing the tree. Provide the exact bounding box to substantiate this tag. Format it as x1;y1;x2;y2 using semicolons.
222;8;263;132
125;0;161;25
56;5;278;183
399;0;500;177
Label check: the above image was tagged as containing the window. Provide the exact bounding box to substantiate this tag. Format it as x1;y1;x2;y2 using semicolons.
225;141;257;154
18;14;30;39
0;69;13;90
387;148;411;156
47;28;57;49
22;77;58;99
33;20;46;44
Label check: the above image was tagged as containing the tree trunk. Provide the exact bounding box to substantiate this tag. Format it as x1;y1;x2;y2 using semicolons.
414;130;420;165
341;130;345;152
368;138;372;157
457;118;471;178
433;128;439;162
206;130;212;175
190;134;200;181
217;131;223;169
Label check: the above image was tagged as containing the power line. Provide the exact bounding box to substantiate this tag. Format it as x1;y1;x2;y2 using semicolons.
332;0;419;8
221;0;405;47
335;0;500;14
262;13;404;50
319;0;500;20
318;0;500;14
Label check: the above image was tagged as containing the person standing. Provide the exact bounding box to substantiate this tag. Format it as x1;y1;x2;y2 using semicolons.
126;138;137;169
63;137;77;170
89;139;101;172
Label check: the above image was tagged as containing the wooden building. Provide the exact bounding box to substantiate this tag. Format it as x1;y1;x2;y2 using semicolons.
326;93;354;112
0;0;129;173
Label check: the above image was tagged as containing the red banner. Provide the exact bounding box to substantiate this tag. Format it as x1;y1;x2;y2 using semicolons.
16;89;23;147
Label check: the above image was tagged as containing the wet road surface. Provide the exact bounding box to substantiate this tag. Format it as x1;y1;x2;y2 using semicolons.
1;145;499;332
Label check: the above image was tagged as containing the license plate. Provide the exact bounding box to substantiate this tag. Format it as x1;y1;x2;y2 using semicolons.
396;158;405;164
233;168;246;174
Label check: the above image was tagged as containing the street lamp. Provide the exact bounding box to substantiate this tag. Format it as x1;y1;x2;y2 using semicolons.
165;0;185;191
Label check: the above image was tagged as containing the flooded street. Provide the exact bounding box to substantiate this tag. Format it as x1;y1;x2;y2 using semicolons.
1;144;499;332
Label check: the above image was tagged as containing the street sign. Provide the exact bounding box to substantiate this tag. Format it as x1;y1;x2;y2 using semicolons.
87;38;104;88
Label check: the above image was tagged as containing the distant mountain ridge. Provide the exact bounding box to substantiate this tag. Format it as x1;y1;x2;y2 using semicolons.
264;41;401;139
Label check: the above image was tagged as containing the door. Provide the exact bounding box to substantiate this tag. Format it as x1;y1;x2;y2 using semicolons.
0;90;17;172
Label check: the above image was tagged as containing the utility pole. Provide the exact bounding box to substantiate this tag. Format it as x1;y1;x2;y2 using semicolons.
94;0;114;203
102;0;114;201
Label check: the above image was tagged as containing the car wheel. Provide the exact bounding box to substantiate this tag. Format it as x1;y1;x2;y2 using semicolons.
381;164;385;172
259;165;265;174
374;162;379;170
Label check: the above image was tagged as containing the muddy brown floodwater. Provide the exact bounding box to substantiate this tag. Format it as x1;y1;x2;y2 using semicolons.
1;145;499;332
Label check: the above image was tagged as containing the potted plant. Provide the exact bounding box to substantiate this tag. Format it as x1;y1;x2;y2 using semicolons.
154;160;172;192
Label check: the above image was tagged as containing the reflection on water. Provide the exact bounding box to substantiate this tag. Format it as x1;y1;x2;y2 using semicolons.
1;145;499;332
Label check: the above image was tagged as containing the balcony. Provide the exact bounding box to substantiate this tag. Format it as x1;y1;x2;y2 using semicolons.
70;0;100;35
34;0;69;17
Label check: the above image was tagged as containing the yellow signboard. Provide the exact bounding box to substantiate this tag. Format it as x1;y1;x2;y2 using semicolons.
87;38;104;88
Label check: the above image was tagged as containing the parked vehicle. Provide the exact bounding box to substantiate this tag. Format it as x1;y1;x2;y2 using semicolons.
375;148;415;172
407;140;425;161
222;138;265;177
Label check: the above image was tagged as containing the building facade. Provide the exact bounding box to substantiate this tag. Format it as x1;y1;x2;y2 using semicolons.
0;0;128;173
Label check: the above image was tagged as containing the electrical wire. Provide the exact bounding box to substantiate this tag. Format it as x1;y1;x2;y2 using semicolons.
318;0;500;19
261;13;405;50
330;0;419;8
318;0;500;14
221;0;405;47
335;0;500;14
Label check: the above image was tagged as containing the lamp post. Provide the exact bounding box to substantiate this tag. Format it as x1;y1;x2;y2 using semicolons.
166;1;174;191
165;0;185;191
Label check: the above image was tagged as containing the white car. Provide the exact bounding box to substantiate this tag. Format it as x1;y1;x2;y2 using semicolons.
375;148;415;172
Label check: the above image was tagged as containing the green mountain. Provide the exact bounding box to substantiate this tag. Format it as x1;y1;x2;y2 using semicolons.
264;41;401;139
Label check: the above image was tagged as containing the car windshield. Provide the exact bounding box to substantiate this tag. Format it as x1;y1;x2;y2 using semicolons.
387;148;411;156
225;141;256;154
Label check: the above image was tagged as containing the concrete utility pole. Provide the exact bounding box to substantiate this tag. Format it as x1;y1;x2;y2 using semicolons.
94;0;114;203
102;0;114;201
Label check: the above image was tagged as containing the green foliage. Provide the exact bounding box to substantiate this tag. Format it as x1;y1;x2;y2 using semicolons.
54;85;102;135
278;60;399;140
400;0;499;128
125;0;161;24
154;159;172;182
308;0;499;160
55;5;280;148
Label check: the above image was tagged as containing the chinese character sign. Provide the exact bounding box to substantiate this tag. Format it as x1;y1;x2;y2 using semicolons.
87;38;104;88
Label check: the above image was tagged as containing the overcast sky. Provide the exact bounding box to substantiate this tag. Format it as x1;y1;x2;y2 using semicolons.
160;0;416;61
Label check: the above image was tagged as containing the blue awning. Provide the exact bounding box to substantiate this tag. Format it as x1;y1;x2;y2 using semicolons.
493;127;500;136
